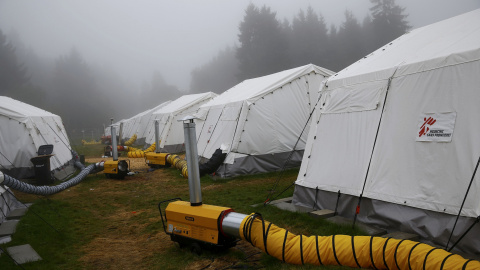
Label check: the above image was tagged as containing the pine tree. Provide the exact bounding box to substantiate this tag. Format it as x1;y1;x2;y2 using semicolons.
334;10;366;70
291;6;328;67
0;29;28;92
190;45;239;94
369;0;410;47
236;4;290;81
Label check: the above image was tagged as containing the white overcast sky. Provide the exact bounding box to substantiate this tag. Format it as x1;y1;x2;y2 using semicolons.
0;0;479;90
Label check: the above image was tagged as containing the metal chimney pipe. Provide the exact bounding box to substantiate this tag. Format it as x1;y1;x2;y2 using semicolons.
111;126;118;161
118;122;124;145
183;119;202;206
155;120;160;153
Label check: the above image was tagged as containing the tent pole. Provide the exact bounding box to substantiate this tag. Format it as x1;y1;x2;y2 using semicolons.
353;73;396;229
445;155;480;250
447;215;480;252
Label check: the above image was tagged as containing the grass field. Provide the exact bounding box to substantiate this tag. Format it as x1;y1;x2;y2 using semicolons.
0;144;366;269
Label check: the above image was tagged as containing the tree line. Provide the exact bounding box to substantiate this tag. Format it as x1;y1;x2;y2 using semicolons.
0;0;409;138
190;0;410;93
0;30;182;140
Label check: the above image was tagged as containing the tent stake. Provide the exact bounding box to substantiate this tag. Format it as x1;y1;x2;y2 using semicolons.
334;190;341;216
312;187;319;210
445;155;480;250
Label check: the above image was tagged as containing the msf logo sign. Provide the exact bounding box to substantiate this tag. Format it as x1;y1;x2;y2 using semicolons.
419;117;436;137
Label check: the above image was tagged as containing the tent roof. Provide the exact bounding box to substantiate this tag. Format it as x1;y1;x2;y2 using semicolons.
122;100;172;123
201;64;334;107
0;96;57;121
328;9;480;89
153;92;216;115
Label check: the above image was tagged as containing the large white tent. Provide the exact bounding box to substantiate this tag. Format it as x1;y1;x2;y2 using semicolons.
121;101;172;144
103;101;171;145
293;10;480;254
134;101;172;145
0;96;74;180
144;92;217;152
195;64;333;177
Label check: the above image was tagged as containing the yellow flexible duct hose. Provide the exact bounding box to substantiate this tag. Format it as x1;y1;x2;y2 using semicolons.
81;139;101;145
127;150;147;158
126;146;141;152
127;143;156;158
144;143;156;153
124;134;137;146
166;154;188;178
240;213;480;269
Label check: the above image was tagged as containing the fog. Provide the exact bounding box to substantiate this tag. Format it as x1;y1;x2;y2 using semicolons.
0;0;478;136
1;0;478;89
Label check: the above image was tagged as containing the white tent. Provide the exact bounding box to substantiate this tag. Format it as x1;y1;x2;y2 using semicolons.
103;119;122;137
120;111;145;142
293;9;480;254
135;101;171;145
195;64;333;177
0;96;74;180
103;101;171;145
0;185;23;232
144;93;217;152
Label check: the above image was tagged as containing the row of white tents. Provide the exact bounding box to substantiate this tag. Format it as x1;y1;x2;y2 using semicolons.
110;64;333;177
0;7;477;255
110;9;480;254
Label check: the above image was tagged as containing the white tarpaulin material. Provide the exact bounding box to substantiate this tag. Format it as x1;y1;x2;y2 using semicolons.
0;96;73;179
293;9;480;254
104;101;171;145
195;64;333;177
119;100;172;143
144;93;216;152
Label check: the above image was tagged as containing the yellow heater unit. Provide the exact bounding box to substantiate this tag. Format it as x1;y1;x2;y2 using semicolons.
103;160;129;179
159;200;237;253
145;152;169;168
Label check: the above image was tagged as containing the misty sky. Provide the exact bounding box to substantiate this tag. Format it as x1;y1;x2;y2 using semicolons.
1;0;479;91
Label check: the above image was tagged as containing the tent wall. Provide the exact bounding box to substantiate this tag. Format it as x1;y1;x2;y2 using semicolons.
293;185;480;255
144;93;216;152
0;187;23;226
129;101;171;145
365;59;480;217
196;65;333;178
293;10;480;254
0;97;73;180
216;150;304;178
0;115;37;178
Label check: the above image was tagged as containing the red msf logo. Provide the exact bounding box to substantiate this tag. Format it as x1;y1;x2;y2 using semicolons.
419;117;436;137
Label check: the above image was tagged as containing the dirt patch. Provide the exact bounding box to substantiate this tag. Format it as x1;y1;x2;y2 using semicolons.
79;230;169;270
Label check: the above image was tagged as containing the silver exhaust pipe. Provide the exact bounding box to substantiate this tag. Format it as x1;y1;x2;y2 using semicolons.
111;125;118;161
182;117;202;206
155;120;161;153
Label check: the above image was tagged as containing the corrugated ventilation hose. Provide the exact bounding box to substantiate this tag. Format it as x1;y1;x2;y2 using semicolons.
127;143;156;158
124;134;137;146
0;162;104;196
240;213;480;269
166;154;188;178
81;139;101;145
